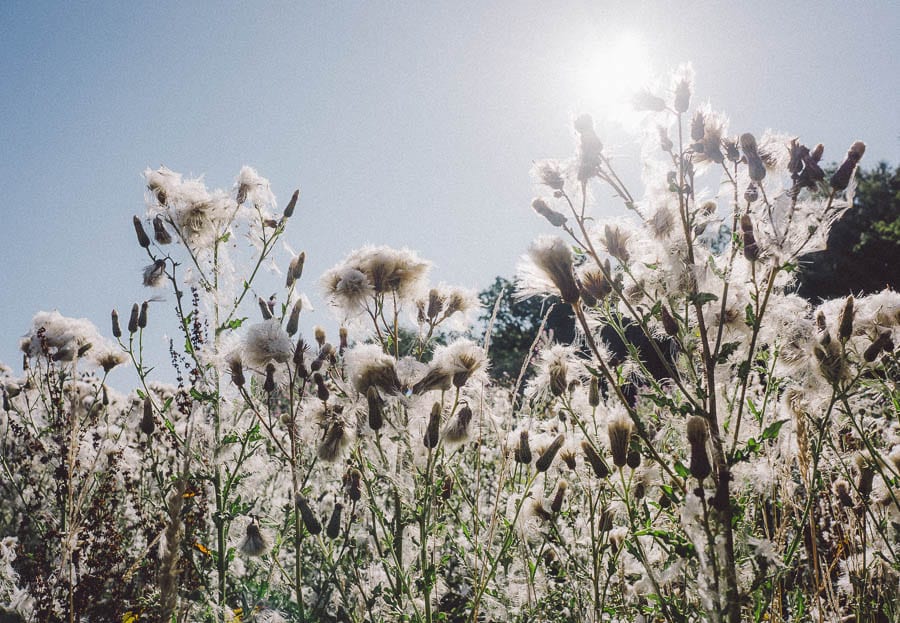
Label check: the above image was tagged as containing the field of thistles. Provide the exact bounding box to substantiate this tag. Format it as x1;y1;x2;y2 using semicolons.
1;67;898;623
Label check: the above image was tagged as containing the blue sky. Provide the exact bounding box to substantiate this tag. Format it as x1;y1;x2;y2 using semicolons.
1;1;897;378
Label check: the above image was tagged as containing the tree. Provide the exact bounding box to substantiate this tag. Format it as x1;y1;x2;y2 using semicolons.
795;162;900;300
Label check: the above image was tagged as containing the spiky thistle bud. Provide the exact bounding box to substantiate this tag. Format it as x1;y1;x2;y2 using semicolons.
588;377;600;407
830;141;866;191
128;303;140;334
740;133;766;183
263;363;276;393
367;386;384;431
241;523;268;557
138;301;148;329
581;440;609;478
283;189;299;218
133;216;151;248
740;214;759;261
296;495;322;535
660;305;678;337
686;415;712;481
111;309;121;339
152;216;172;244
608;416;633;468
532;197;567;227
514;430;532;464
140;397;155;436
535;434;565;472
550;480;568;513
837;295;855;342
326;503;343;539
424;402;441;449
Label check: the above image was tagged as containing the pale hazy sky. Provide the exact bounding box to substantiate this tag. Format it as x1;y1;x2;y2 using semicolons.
1;1;897;377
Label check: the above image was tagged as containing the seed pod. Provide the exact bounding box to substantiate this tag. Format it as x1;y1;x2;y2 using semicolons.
258;297;273;320
296;495;322;535
283;189;299;218
128;303;140;334
837;295;854;342
608;417;633;468
549;364;567;397
626;449;641;469
293;340;308;379
366;387;384;431
660;305;678;337
588;377;600;407
830;141;866;191
550;480;567;513
532;197;567;228
133;216;151;248
740;214;759;262
535;434;565;472
314;373;329;402
581;440;609;478
140;397;155;436
598;507;614;532
286;300;302;336
111;309;122;339
740;133;766;183
264;363;276;393
286;252;306;288
686;415;712;481
424;402;441;449
326;503;343;539
514;430;532;464
152;216;172;244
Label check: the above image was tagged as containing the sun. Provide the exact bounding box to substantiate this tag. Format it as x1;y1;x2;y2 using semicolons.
574;33;655;126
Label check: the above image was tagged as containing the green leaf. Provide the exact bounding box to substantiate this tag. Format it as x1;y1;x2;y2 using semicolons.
761;419;788;441
744;303;756;328
674;461;691;479
716;341;741;364
689;292;719;306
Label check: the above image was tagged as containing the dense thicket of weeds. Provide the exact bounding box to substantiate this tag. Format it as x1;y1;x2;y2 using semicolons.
1;67;898;623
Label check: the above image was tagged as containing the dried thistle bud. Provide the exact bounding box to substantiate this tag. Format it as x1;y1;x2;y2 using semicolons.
740;133;766;183
578;262;612;305
598;507;615;533
535;434;565;472
143;259;167;287
724;138;741;162
574;114;603;182
314;373;329;402
588;377;600;407
660;305;678;337
264;363;276;393
626;449;641;469
339;326;348;352
532;197;567;228
241;523;268;557
837;295;855;342
632;90;666;112
326;503;343;539
441;474;454;500
140;397;155;436
686;415;712;481
514;430;532;464
229;355;245;388
690;110;705;141
296;495;321;535
744;183;759;204
443;405;473;443
318;420;346;461
581;440;609;478
314;326;326;348
138;301;148;329
258;297;273;320
550;480;568;513
111;309;121;339
549;363;567;398
122;305;138;337
608;417;632;468
673;76;691;113
285;300;302;337
857;462;874;500
366;386;384;431
133;216;151;248
832;479;854;507
740;214;759;261
810;143;824;162
864;330;893;362
426;288;443;320
830;141;866;191
603;224;631;264
152;216;172;244
658;126;674;152
345;469;362;502
424;402;441;449
285;252;305;288
283;189;299;218
560;447;577;470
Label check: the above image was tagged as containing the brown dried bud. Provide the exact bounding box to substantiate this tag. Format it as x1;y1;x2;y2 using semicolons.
138;301;148;329
673;77;691;113
229;356;245;388
111;309;122;339
740;133;766;183
264;363;276;393
286;300;302;336
626;449;641;469
740;214;759;261
367;386;384;431
514;430;532;464
691;110;705;141
426;288;443;320
532;197;567;228
140;397;155;436
345;469;362;502
152;216;172;244
660;305;679;337
550;480;568;513
126;303;139;334
314;326;326;348
258;297;273;320
832;479;854;507
830;141;866;191
339;326;348;352
724;138;741;163
744;183;759;204
608;417;632;468
581;440;609;478
326;503;343;539
314;373;329;402
535;434;565;472
686;415;712;481
133;216;151;248
864;330;894;362
296;495;321;534
588;377;600;407
443;405;473;443
424;402;441;449
283;189;299;218
837;295;854;342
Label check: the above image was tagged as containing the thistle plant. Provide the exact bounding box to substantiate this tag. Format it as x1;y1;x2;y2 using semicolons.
1;65;898;623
